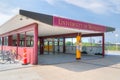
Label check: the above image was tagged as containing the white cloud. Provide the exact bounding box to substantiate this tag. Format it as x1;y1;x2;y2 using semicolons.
64;0;108;14
108;0;120;14
45;0;56;5
11;8;20;15
0;2;20;26
65;0;120;14
0;8;19;26
45;0;120;14
0;13;12;25
64;0;120;14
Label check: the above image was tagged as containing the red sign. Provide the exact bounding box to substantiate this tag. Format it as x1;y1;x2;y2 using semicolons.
53;16;106;32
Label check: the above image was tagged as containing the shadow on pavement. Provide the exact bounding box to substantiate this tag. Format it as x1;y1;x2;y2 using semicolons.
38;53;120;72
54;55;120;72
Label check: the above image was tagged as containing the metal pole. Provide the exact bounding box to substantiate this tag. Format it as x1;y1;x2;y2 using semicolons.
102;33;105;57
24;32;26;47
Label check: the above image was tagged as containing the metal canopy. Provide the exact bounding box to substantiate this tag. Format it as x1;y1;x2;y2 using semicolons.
0;10;115;37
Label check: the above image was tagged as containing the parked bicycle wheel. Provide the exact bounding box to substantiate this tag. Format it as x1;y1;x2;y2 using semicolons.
11;49;22;63
15;54;22;62
0;50;14;64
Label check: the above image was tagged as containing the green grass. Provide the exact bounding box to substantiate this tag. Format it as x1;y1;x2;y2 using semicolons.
70;42;120;51
105;46;120;51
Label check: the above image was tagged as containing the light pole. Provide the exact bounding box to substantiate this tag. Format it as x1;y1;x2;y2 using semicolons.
115;34;118;51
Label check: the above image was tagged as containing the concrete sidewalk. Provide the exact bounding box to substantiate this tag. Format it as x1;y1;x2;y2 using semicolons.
0;63;33;72
0;54;120;80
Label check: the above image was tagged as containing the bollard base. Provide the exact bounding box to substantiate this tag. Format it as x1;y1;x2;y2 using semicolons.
76;58;81;60
22;63;28;65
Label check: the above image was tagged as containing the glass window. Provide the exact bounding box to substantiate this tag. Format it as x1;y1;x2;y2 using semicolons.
0;37;2;45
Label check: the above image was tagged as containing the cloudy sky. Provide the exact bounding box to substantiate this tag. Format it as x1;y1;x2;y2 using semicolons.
0;0;120;43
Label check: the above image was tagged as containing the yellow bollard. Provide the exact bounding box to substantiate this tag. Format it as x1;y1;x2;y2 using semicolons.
76;35;82;60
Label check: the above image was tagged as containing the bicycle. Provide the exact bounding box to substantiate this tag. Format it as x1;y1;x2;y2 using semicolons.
0;50;13;64
9;49;22;63
0;50;22;64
